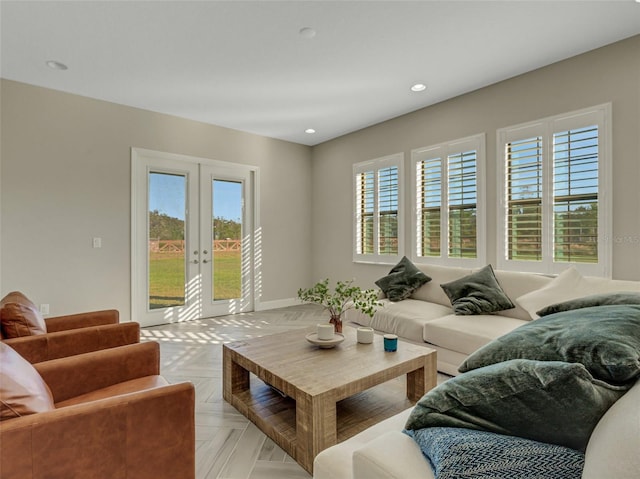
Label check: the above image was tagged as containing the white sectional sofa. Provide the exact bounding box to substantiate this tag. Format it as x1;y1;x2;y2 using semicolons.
314;378;640;479
322;263;640;478
345;263;640;375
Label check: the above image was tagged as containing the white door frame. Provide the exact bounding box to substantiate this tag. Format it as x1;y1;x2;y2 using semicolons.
131;148;259;327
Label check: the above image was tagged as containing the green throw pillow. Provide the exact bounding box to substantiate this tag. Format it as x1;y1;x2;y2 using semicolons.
405;359;630;451
459;304;640;384
537;292;640;317
375;256;431;302
440;264;514;315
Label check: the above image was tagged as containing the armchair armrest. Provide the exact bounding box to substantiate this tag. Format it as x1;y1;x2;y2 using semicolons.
0;381;195;479
35;341;160;403
3;322;140;363
44;309;119;332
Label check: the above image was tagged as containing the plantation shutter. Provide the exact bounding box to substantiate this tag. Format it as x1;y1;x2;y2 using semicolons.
552;125;599;263
378;166;399;255
353;153;404;262
447;150;477;258
356;170;375;255
417;157;442;257
498;104;609;276
506;136;543;261
412;134;485;266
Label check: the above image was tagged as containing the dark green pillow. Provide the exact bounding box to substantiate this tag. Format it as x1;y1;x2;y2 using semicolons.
459;304;640;384
537;292;640;317
375;256;431;302
405;359;630;451
440;264;514;315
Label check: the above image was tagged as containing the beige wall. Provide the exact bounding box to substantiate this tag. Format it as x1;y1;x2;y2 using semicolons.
0;80;312;320
311;35;640;287
2;35;639;319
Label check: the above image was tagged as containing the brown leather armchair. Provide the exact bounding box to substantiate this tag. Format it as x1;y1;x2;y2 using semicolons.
0;341;195;479
1;292;139;362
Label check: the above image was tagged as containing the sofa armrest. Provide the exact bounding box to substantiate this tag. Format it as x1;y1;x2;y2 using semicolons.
44;309;119;332
352;431;433;479
3;322;140;363
35;342;160;403
0;381;195;479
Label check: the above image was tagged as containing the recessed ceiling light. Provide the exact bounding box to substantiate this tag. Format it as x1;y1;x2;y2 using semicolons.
305;128;316;134
46;60;68;70
411;83;427;92
299;27;317;39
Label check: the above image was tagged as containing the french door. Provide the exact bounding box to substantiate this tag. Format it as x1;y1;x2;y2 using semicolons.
132;149;256;327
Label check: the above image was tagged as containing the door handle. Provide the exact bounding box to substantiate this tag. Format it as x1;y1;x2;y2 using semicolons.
191;259;199;264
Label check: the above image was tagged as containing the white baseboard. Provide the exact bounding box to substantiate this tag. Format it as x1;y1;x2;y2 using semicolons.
255;297;300;311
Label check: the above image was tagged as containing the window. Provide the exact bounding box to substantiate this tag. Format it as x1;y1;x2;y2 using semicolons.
497;104;611;276
353;153;403;263
411;134;486;266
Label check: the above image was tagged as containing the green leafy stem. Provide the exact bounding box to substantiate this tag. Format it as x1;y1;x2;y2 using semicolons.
297;279;381;320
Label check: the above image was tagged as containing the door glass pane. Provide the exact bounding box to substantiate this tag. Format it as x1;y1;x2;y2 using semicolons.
148;172;186;309
212;179;242;301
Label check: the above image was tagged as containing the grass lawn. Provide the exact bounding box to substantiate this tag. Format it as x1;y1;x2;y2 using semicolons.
149;251;241;309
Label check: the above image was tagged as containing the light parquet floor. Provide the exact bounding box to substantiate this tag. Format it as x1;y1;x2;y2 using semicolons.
142;304;448;479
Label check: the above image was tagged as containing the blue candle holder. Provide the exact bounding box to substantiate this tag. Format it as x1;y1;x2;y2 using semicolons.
383;334;398;352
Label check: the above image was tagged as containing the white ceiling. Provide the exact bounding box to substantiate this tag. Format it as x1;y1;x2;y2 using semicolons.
1;1;639;146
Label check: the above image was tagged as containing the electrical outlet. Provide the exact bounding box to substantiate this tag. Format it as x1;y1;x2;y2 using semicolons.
93;237;102;248
39;304;50;315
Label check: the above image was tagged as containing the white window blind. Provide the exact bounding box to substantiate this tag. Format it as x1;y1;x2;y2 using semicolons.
378;166;399;255
448;150;478;259
553;125;599;264
506;136;543;261
416;157;442;257
412;134;485;266
353;153;404;263
355;170;374;255
498;104;611;276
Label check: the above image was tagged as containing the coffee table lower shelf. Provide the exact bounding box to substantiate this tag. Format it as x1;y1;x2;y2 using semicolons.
227;376;416;471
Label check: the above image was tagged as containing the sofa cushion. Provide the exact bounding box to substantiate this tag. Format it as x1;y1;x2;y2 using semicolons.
0;342;55;420
356;299;453;343
582;275;640;294
493;269;551;321
440;264;515;315
0;291;47;338
423;313;526;356
516;267;585;320
583;379;640;479
353;430;434;479
406;427;585;479
459;304;640;384
375;256;431;302
405;359;629;451
314;409;427;479
410;264;473;307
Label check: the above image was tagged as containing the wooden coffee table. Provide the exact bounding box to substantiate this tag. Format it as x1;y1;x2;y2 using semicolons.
222;327;436;473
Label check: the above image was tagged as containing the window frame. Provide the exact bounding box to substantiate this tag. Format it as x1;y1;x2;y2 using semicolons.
353;153;404;264
410;133;486;268
496;103;612;277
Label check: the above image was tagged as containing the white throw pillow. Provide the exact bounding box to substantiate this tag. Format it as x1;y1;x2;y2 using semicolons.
515;267;586;320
